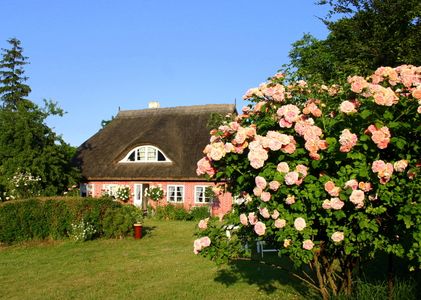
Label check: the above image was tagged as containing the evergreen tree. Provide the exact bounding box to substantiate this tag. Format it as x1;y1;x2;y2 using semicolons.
0;38;31;110
0;38;80;199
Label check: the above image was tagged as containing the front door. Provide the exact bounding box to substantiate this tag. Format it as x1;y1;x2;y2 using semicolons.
134;184;143;208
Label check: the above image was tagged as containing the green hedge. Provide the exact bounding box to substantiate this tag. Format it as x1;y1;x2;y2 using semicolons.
0;197;141;244
153;205;210;221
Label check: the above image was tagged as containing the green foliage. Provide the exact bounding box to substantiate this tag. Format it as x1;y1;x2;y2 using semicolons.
0;197;135;244
102;205;141;238
0;38;31;110
153;204;210;221
288;0;421;82
0;38;80;198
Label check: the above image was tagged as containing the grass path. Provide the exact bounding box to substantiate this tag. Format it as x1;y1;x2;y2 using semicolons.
0;220;303;299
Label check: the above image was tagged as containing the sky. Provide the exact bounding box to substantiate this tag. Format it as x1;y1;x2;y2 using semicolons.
1;0;331;146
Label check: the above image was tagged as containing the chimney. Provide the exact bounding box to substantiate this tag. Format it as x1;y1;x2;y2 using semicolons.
148;101;160;109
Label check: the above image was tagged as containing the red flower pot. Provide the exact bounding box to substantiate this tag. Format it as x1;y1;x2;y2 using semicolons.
134;224;142;239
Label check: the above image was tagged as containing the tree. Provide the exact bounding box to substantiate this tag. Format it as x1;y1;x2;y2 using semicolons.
0;38;31;110
287;0;421;82
0;38;80;199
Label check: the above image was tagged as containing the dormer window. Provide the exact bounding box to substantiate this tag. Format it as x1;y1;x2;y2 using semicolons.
120;146;171;163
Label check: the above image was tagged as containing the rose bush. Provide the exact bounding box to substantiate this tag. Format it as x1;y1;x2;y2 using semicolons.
194;65;421;299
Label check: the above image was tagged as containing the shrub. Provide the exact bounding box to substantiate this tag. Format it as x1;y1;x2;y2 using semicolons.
190;206;211;221
0;197;134;244
102;205;141;238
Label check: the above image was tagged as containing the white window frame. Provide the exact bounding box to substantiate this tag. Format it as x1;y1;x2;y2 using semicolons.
119;145;171;163
194;185;213;204
102;184;119;197
167;185;184;203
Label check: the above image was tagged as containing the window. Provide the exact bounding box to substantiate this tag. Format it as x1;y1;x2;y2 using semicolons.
120;146;170;163
195;186;214;203
102;184;119;197
167;185;184;203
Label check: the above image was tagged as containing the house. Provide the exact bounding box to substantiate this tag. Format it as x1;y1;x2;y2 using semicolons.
75;103;236;216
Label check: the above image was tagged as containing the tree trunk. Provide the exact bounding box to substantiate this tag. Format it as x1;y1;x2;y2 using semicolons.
387;254;394;300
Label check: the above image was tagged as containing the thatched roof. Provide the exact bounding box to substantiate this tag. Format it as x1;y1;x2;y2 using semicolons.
75;104;236;181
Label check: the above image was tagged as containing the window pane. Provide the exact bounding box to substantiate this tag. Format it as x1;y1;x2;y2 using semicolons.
128;151;135;161
147;147;157;161
138;148;146;161
157;150;166;161
196;187;204;202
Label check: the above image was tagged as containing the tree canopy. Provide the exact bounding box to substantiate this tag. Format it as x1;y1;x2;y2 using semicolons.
0;38;80;199
288;0;421;82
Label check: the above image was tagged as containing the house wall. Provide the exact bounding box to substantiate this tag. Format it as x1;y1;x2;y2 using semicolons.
82;180;232;217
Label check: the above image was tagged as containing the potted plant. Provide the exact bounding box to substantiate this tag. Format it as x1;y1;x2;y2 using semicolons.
145;184;165;205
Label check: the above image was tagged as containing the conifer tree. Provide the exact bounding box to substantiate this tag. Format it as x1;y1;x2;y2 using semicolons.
0;38;31;110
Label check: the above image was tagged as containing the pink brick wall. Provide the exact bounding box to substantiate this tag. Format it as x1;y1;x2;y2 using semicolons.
83;180;232;217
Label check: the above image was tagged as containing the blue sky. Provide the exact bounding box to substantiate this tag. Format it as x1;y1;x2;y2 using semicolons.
1;0;330;146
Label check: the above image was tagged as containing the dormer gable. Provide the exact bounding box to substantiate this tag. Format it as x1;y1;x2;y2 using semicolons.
119;145;171;163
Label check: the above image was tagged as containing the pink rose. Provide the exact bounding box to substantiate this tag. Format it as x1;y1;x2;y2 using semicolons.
254;221;266;236
302;239;314;250
255;176;267;189
349;190;365;208
200;236;211;247
248;212;258;225
285;171;299;185
277;162;290;173
240;213;248;226
294;217;306;231
339;100;357;114
330;198;345;210
285;195;296;205
295;164;308;177
271;210;280;219
198;218;209;229
322;199;331;210
253;187;262;197
269;180;280;191
259;207;270;219
324;181;340;196
344;179;358;190
331;232;344;243
372;160;386;173
339;129;358;152
275;218;286;228
260;191;271;202
394;160;408;172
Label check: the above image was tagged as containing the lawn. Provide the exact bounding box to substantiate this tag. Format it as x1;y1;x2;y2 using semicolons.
0;219;305;300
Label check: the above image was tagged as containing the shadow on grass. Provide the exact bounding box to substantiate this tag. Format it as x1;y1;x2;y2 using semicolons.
214;252;319;299
139;225;157;239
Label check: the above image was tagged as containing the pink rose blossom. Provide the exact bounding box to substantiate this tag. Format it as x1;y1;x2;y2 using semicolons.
240;213;248;226
248;212;258;225
339;100;357;114
271;210;280;219
255;176;267;189
259;207;270;219
322;199;331;210
349;190;365;208
196;157;216;177
331;232;344;243
277;104;301;123
302;239;314;250
285;195;296;205
269;180;280;191
260;191;271;202
330;198;345;210
358;182;373;192
394;160;408;172
339;129;358;152
198;218;209;229
275;218;286;228
324;181;340;196
254;221;266;236
372;160;386;173
294;217;306;231
344;179;358;190
348;75;368;93
295;164;308;177
253;187;262;197
193;236;212;254
285;171;299;185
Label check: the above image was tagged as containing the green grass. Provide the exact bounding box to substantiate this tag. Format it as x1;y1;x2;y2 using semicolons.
0;220;303;300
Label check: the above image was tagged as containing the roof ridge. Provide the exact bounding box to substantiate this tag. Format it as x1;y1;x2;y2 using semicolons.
116;104;236;118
